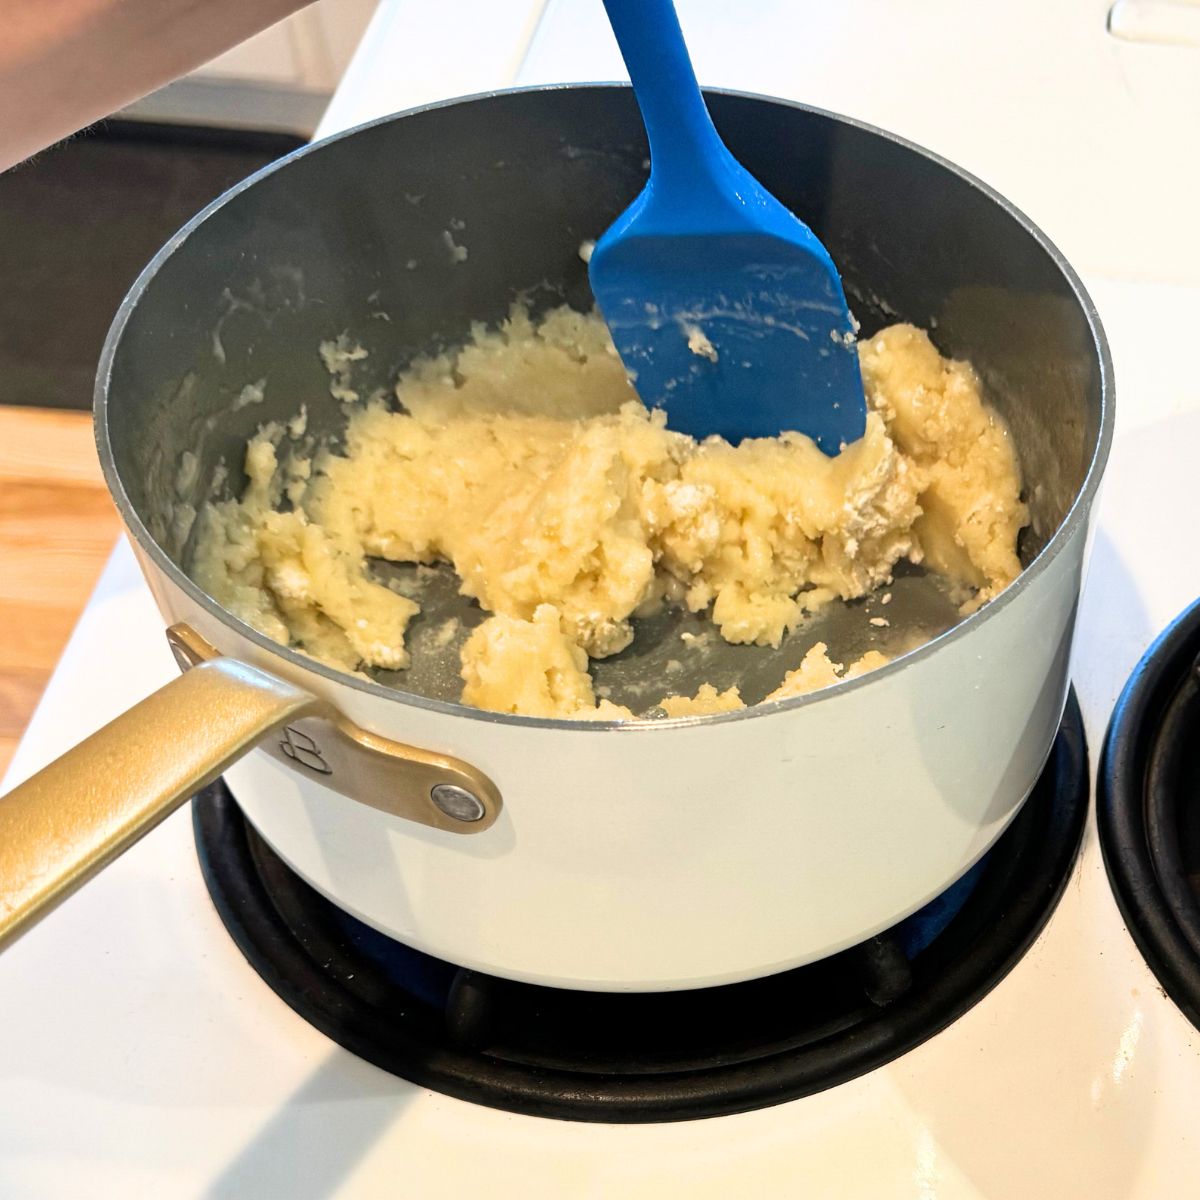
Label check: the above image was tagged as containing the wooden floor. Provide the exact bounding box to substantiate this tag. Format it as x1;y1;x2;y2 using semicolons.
0;407;121;777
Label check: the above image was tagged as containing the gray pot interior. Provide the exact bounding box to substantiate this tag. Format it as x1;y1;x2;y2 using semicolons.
99;87;1109;709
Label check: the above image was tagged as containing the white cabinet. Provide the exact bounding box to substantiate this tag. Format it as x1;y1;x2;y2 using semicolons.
124;0;380;135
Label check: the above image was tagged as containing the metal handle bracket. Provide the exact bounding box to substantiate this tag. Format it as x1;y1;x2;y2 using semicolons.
167;625;502;835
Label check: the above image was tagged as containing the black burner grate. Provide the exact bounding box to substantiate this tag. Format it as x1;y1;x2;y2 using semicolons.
194;692;1087;1122
1100;599;1200;1030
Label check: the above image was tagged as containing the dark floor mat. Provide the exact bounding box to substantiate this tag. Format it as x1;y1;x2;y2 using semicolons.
0;120;305;411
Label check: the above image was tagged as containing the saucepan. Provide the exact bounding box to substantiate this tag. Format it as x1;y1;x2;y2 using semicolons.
0;86;1112;990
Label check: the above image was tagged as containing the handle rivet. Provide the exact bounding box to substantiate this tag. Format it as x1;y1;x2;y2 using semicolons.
430;783;486;823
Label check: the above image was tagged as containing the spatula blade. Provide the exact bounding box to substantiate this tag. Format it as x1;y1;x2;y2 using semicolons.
590;228;865;452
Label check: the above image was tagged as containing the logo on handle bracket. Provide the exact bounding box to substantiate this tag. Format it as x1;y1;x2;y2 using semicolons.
279;725;332;774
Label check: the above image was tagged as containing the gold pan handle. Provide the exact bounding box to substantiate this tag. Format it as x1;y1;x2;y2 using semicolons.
0;621;503;954
0;658;319;952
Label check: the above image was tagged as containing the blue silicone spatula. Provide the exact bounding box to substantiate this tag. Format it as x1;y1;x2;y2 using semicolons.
588;0;866;453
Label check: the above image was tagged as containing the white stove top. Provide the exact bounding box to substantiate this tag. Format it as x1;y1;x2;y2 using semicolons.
4;2;1200;1195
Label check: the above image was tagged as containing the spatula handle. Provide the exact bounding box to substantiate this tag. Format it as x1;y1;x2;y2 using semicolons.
601;0;732;193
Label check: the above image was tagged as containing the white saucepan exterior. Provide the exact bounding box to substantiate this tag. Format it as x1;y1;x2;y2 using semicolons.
74;88;1110;993
135;514;1089;992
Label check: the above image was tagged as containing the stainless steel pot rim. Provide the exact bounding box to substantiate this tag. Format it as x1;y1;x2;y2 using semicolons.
94;83;1115;734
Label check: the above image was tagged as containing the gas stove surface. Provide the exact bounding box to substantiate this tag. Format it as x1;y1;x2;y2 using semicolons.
3;1;1200;1195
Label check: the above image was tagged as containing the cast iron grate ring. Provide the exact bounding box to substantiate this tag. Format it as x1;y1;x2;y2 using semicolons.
194;691;1086;1123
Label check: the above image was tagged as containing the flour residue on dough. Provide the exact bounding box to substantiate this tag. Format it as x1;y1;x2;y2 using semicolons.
191;306;1028;720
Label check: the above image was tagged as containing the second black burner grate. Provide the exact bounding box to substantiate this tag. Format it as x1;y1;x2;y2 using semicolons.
1100;599;1200;1031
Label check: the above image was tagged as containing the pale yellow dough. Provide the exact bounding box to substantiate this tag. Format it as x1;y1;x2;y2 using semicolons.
657;643;892;717
192;306;1027;720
